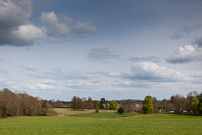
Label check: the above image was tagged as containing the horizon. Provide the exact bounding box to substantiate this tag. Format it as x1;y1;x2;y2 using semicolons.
0;0;202;101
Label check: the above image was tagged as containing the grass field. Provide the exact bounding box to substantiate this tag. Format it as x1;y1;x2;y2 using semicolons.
69;112;139;118
0;109;202;135
53;108;116;116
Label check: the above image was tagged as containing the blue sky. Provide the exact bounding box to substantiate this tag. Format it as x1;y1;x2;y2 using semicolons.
0;0;202;101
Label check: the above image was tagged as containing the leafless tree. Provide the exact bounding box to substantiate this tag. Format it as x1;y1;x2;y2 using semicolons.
120;99;135;113
153;97;160;113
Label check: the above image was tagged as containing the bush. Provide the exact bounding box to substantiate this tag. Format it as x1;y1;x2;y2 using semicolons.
118;107;124;114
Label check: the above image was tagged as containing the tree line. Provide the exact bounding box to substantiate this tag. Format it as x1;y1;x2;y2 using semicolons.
0;88;54;118
70;90;202;115
1;87;202;118
70;96;142;113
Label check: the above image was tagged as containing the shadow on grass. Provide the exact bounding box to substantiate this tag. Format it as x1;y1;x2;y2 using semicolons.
68;112;140;119
169;113;202;117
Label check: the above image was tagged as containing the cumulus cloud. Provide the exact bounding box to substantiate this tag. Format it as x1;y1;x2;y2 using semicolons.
0;0;46;46
165;45;202;63
0;1;96;47
11;24;46;44
87;48;119;61
128;56;161;62
123;62;189;82
170;24;202;40
39;11;97;39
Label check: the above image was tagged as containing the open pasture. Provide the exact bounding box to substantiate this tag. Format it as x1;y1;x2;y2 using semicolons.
0;112;201;135
53;108;116;116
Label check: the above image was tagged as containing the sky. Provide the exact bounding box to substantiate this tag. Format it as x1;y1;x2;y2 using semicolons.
0;0;202;101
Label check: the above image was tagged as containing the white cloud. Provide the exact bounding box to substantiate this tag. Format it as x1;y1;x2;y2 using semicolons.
123;62;190;82
0;0;46;46
26;83;37;90
12;24;46;43
107;72;121;77
65;80;100;89
39;11;97;39
36;83;55;90
26;83;55;90
0;1;96;46
43;79;56;84
165;45;202;63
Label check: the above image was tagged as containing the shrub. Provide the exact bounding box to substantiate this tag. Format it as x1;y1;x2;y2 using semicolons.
118;107;124;114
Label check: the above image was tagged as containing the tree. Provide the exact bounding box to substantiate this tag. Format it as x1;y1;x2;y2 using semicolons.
118;107;124;114
50;99;64;108
87;96;94;109
2;88;20;117
82;97;88;109
153;97;160;113
77;97;83;110
95;106;99;113
93;100;100;109
94;100;100;113
41;100;48;116
160;99;168;112
0;88;54;118
143;95;154;114
109;101;118;110
100;98;108;110
170;94;187;113
70;96;78;110
197;92;202;114
0;90;7;118
192;97;199;114
120;99;135;113
187;91;199;112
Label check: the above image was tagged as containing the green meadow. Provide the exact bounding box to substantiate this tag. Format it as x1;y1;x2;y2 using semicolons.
0;109;202;135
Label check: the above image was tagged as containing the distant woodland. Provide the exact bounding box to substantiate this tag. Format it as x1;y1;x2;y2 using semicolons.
0;88;55;118
0;88;202;118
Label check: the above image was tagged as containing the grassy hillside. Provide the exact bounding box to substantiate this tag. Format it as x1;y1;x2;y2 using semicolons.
0;112;201;135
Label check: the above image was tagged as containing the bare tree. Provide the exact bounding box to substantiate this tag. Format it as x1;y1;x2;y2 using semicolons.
2;88;20;117
120;99;135;113
153;97;160;113
70;96;78;110
87;96;94;109
170;94;187;113
0;88;52;118
70;96;84;110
